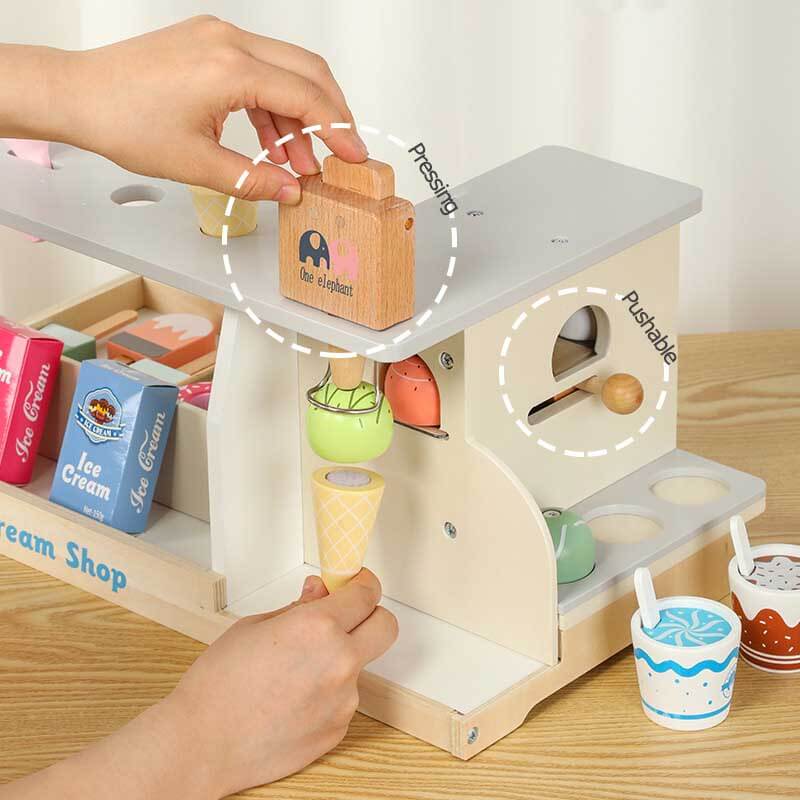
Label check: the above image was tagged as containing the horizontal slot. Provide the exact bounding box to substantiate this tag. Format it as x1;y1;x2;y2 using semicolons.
394;420;449;440
528;385;589;425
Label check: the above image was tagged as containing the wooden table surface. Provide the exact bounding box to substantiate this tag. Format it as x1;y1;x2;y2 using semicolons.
1;330;799;800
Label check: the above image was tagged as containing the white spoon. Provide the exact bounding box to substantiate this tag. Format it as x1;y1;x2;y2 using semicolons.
730;514;755;577
634;566;661;630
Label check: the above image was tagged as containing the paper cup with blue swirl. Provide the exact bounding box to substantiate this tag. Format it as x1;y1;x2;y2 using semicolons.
631;596;741;731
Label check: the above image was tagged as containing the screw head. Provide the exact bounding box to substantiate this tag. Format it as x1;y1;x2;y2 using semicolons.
467;726;479;744
443;521;457;540
542;507;563;519
439;351;455;370
467;209;484;217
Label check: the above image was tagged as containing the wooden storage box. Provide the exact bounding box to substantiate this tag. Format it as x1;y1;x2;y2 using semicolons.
28;274;217;523
0;275;226;641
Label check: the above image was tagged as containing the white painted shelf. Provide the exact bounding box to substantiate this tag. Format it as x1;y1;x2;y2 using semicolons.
230;564;547;715
0;144;701;362
26;457;212;569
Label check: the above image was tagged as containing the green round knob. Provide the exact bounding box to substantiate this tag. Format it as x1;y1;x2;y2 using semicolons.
306;381;394;463
542;507;595;584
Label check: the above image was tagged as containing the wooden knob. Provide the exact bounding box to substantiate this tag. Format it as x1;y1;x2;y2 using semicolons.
578;373;643;415
328;345;365;390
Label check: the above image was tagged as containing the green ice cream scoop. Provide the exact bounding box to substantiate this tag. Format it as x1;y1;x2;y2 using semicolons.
306;380;394;463
543;507;595;584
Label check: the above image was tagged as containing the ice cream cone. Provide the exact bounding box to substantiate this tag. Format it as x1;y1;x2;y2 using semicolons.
312;467;385;591
188;185;258;237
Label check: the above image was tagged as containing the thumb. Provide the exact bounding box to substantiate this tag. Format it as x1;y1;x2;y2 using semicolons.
299;575;328;602
189;139;302;204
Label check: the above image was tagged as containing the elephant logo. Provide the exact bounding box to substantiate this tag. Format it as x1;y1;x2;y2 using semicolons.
299;230;330;269
330;239;359;281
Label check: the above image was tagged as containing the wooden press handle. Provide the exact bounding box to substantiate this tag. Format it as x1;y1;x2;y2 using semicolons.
328;345;365;390
578;373;643;415
322;155;395;200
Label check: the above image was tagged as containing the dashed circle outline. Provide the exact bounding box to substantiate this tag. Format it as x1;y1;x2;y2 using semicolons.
219;123;458;359
498;288;671;457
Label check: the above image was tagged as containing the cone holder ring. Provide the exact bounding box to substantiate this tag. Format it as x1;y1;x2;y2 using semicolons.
306;361;383;415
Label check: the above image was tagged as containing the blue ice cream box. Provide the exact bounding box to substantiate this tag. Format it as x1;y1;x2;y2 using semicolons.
50;359;178;534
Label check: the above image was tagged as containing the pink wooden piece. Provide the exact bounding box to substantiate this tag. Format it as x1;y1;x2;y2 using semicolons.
3;139;52;242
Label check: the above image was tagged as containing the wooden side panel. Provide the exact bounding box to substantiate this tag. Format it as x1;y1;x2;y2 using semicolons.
299;332;558;664
23;273;145;332
0;484;225;615
467;226;680;511
355;671;454;754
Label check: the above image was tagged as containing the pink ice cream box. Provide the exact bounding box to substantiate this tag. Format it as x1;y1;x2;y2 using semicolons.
0;317;63;485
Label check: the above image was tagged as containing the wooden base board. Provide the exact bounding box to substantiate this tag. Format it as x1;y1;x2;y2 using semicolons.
0;460;226;624
0;460;764;759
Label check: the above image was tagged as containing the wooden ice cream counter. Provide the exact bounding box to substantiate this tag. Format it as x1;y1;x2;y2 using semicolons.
0;145;765;758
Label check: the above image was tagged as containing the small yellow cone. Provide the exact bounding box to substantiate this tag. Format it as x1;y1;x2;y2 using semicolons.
188;185;258;237
312;467;385;591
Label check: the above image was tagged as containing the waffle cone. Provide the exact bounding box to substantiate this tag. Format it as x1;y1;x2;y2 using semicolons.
312;467;385;591
188;185;257;237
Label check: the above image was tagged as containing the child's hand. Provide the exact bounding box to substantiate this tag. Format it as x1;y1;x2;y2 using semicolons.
48;16;369;202
165;569;397;796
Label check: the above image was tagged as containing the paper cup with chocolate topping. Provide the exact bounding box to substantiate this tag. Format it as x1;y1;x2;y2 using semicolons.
729;544;800;673
631;596;741;731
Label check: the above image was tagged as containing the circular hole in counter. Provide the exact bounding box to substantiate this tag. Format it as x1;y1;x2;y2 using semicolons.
110;184;165;206
584;505;663;544
650;471;730;506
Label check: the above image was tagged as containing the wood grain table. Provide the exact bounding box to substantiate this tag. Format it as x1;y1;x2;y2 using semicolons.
1;330;798;800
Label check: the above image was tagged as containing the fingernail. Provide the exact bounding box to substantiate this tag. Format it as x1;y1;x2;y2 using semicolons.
353;132;369;158
277;182;301;205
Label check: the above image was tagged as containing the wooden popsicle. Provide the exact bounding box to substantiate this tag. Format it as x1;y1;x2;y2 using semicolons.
107;312;217;368
41;310;138;362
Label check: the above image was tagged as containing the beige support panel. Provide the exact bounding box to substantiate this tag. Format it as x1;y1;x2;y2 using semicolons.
23;273;145;332
0;484;225;614
467;226;680;511
299;332;558;664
